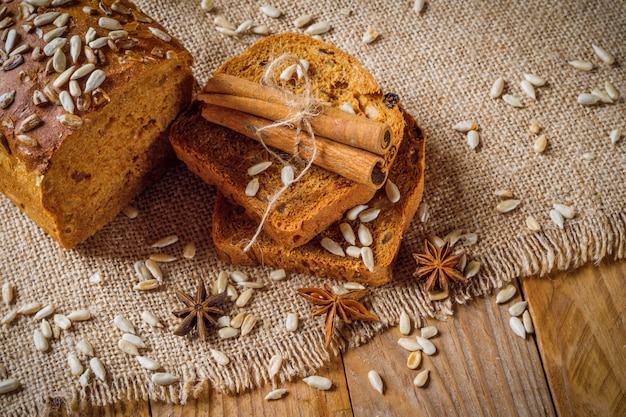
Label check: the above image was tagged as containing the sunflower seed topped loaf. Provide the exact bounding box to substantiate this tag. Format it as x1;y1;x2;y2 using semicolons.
170;33;405;249
0;0;194;248
212;110;426;287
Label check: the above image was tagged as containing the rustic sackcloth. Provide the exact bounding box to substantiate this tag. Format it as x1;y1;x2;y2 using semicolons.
1;0;624;415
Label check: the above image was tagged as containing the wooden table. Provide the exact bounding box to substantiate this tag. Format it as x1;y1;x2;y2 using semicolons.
56;260;625;417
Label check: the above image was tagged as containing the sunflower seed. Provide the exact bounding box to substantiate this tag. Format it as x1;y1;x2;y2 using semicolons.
520;80;536;100
68;352;83;376
610;129;622;146
281;165;295;185
347;205;368;222
592;44;614;65
0;378;20;394
340;102;355;114
399;311;411;335
210;349;230;366
53;65;75;87
260;5;281;18
285;313;298;332
229;312;246;329
33;89;48;106
265;388;288;400
420;326;438;339
528;121;542;135
247;161;272;176
362;27;380;44
496;199;521;213
359;208;381;223
217;315;230;327
84;69;106;93
465;261;481;279
69;35;81;63
591;89;613;104
416;336;436;355
245;178;260;197
134;279;160;292
44;26;67;43
321;237;345;256
181;242;196;259
98;17;122;31
216;271;229;294
605;81;619;100
509;316;526;339
522;310;534;334
54;313;72;330
582;152;595;160
122;333;146;349
141;311;163;328
136;356;161;371
34;329;49;352
495;284;516;304
467;130;480;149
457;253;467;272
305;22;331;35
69;80;81;97
90;357;107;381
149;253;177;263
523;73;546;87
57;114;83;130
502;94;523;108
152;372;178;386
59;91;75;114
398;337;422;351
343;246;360;258
269;269;286;281
2;283;14;306
4;29;16;54
226;285;238;302
407;350;422;369
526;215;541;232
368;370;384;394
113;315;135;334
34;11;60;27
235;20;254;34
1;310;17;325
361;247;375;272
413;0;426;13
76;339;94;356
344;282;366;290
148;27;171;42
40;319;52;338
303;375;332;390
216;27;237;37
240;314;258;336
18;302;42;315
453;120;478;132
118;339;139;356
533;134;547;153
413;369;429;387
293;14;313;28
490;77;504;98
33;304;55;321
78;368;92;387
358;224;373;247
52;47;67;73
231;271;248;283
568;60;593;71
553;203;575;219
251;25;270;35
43;37;66;56
549;209;564;228
508;301;528;317
444;229;462;247
53;12;69;27
236;288;254;308
145;259;163;280
578;93;600;105
427;235;445;249
218;326;240;339
0;90;16;109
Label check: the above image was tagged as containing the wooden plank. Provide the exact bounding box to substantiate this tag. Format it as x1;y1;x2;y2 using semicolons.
342;281;555;417
522;260;626;417
149;352;353;417
59;400;151;417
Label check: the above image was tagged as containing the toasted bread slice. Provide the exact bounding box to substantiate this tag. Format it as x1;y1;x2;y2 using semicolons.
212;110;426;287
170;33;405;248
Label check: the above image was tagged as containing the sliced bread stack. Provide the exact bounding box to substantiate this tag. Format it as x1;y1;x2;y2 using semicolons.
170;34;426;286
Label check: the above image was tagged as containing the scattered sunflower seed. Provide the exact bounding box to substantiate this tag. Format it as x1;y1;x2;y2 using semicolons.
151;372;179;386
398;337;422;352
568;60;593;71
385;179;401;203
414;369;429;387
18;302;42;315
245;178;260;197
553;203;575;219
494;189;513;198
54;313;72;330
201;0;214;11
148;27;171;42
84;69;106;94
344;282;366;290
321;237;345;257
240;314;258;336
122;333;146;349
33;305;55;321
235;20;254;34
217;315;231;328
346;204;368;221
281;165;295;185
137;356;161;371
251;25;270;35
413;0;426;13
0;90;16;109
416;336;436;355
453;120;478;132
361;247;375;272
265;388;288;401
2;283;14;306
577;93;600;105
407;350;422;369
362;27;379;44
509;316;526;339
248;161;272;175
582;152;595;160
141;311;163;328
269;354;283;378
118;339;139;356
502;94;523;108
399;311;411;335
270;268;286;281
496;199;521;213
609;129;622;146
465;260;481;278
467;130;480;149
490;77;504;99
145;259;163;280
231;271;248;283
1;310;17;325
285;313;298;332
293;14;313;28
226;285;238;302
76;339;94;356
526;215;541;232
358;224;373;246
57;114;83;130
0;378;20;395
218;326;240;339
359;208;381;223
523;310;534;334
113;315;135;334
495;284;516;304
78;368;92;387
549;209;565;229
68;352;83;376
260;5;281;18
418;202;430;223
210;349;230;366
523;73;546;87
236;288;254;308
534;134;547;153
368;370;384;394
605;81;619;100
508;301;528;317
420;326;438;339
305;21;331;36
303;375;332;390
90;357;107;381
520;80;536;100
149;253;177;263
133;280;159;291
346;246;362;258
34;329;49;352
182;242;196;259
591;89;613;104
592;44;615;65
41;319;53;338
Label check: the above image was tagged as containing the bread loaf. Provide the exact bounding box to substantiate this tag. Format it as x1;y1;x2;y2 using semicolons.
170;33;405;249
0;0;193;248
212;110;426;287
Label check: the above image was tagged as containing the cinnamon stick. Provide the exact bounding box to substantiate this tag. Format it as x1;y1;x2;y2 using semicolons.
201;104;387;188
198;73;392;156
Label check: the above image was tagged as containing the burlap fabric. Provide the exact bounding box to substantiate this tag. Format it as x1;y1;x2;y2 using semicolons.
1;0;625;415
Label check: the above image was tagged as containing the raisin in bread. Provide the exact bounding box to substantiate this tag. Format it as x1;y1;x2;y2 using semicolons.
212;110;426;287
0;0;194;248
170;33;405;249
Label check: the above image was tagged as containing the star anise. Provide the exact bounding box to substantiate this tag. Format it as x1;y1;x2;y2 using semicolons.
172;278;227;339
413;240;466;294
297;285;378;348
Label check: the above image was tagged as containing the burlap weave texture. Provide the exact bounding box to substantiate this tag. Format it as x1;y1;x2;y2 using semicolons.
1;0;624;415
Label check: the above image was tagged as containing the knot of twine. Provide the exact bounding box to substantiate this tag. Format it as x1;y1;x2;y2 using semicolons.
243;54;322;253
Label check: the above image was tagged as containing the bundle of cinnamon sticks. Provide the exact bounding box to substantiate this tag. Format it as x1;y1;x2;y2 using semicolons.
197;73;394;188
